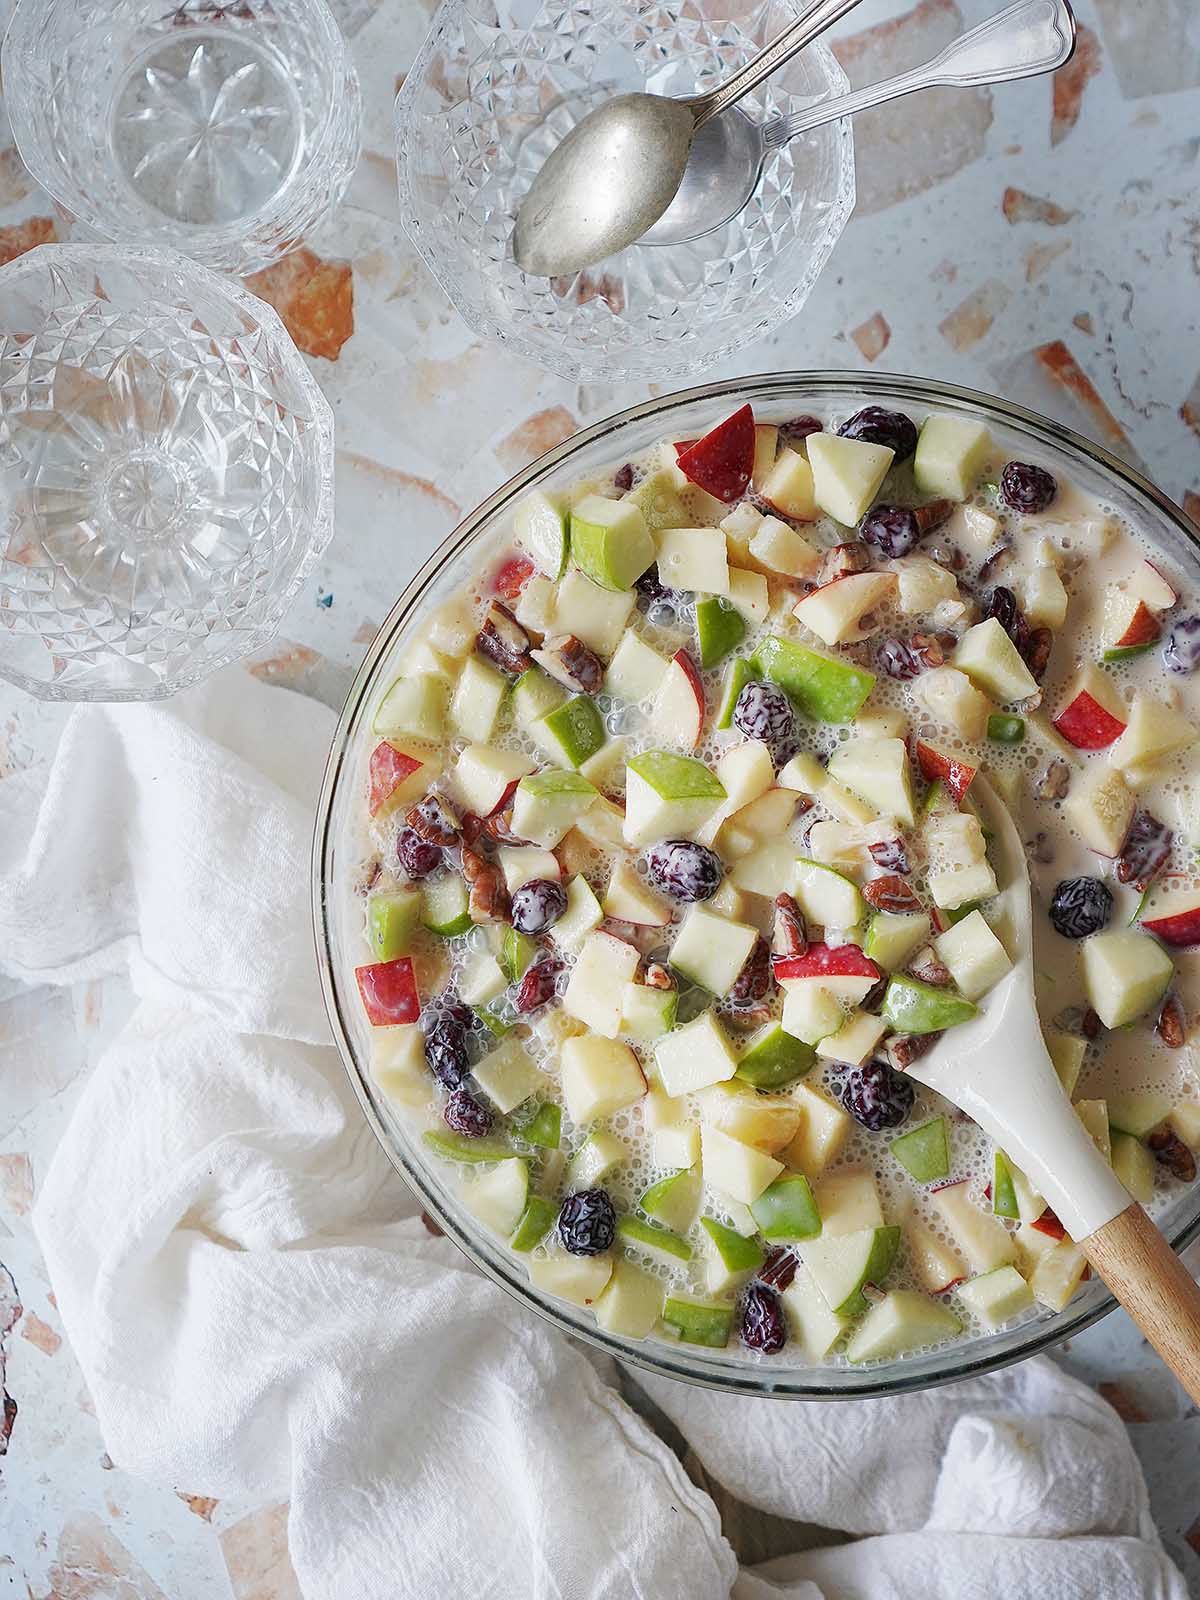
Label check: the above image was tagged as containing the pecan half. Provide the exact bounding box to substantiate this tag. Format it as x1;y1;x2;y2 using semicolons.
1148;1127;1196;1184
909;631;958;670
480;808;529;848
1081;1007;1102;1040
977;542;1013;584
863;875;922;915
1157;992;1187;1049
514;952;562;1013
818;541;872;584
909;947;952;987
531;634;604;694
868;837;910;875
729;937;773;1009
1035;758;1071;801
461;846;509;923
1115;811;1173;892
642;960;675;992
476;600;532;677
1024;626;1053;682
885;1031;942;1071
913;499;956;536
405;792;461;846
772;893;808;960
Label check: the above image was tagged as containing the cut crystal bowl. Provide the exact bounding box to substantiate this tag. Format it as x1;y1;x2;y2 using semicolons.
395;0;855;383
0;246;335;701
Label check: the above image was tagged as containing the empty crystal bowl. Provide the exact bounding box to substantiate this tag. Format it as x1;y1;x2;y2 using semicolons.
0;245;335;701
2;0;361;276
395;0;855;383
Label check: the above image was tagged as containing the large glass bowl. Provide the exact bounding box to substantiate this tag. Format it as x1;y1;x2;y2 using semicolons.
314;373;1200;1398
394;0;854;384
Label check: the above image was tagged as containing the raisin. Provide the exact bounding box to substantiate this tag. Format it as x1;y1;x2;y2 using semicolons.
740;1283;787;1354
863;875;922;914
510;878;567;934
1164;616;1200;675
1114;811;1172;892
985;585;1030;653
557;1188;617;1255
779;414;823;445
1148;1128;1196;1184
613;462;635;491
443;1088;494;1137
840;1060;915;1130
1049;877;1113;939
757;1247;798;1291
1024;626;1054;682
424;1020;470;1088
733;681;795;745
837;405;918;461
1000;461;1057;514
397;827;443;879
877;639;923;679
645;840;723;902
514;952;562;1013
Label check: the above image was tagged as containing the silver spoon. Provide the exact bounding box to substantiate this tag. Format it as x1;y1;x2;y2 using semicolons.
645;0;1077;247
511;0;865;278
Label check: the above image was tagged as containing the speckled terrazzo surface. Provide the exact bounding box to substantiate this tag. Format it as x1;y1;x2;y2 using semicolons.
2;0;1200;1592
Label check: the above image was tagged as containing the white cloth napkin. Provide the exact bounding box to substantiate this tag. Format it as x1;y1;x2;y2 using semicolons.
0;670;1187;1600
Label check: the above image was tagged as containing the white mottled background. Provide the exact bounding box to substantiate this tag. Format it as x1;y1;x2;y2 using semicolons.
2;0;1199;1593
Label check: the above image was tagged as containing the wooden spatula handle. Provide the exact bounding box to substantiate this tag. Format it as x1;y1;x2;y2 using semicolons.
1082;1202;1200;1404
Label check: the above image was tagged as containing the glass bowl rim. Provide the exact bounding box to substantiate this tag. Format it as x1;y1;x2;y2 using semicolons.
313;369;1200;1400
392;0;855;385
0;241;338;703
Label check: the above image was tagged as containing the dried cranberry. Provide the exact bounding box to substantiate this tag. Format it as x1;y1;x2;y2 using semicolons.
613;462;635;492
837;406;918;461
635;568;676;608
645;839;723;902
840;1060;915;1130
779;414;823;445
1114;811;1172;892
860;504;920;558
984;586;1030;653
740;1283;787;1354
424;1020;470;1088
514;952;562;1013
396;827;443;880
758;1247;798;1291
1164;616;1200;675
1000;461;1057;514
728;937;773;1009
510;877;568;934
868;837;910;875
557;1188;616;1255
443;1088;494;1137
1048;877;1113;939
877;638;922;679
733;680;794;745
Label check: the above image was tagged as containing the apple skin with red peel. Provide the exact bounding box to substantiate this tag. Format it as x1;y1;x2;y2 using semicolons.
676;404;755;503
368;742;424;816
486;776;522;817
915;740;976;804
774;942;881;984
356;956;420;1025
1053;690;1127;751
1142;899;1200;949
1030;1207;1067;1241
1112;597;1161;649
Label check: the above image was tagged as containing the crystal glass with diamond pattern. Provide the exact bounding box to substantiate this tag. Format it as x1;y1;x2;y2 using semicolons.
0;245;335;701
395;0;855;384
2;0;361;277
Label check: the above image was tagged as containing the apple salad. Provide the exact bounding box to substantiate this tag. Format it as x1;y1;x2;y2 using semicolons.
349;398;1200;1367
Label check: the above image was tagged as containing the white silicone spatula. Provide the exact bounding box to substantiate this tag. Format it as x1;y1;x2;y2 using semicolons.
903;775;1200;1401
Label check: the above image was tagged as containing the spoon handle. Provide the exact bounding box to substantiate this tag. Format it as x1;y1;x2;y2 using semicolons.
689;0;867;130
1082;1204;1200;1405
763;0;1076;148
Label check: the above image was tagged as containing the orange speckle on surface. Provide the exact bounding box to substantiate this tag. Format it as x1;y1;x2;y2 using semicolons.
353;620;379;646
1097;1379;1150;1422
1002;187;1075;226
21;1310;61;1356
1183;490;1200;529
0;1154;33;1216
1034;340;1130;451
1187;1515;1200;1557
177;1492;220;1522
220;1503;303;1600
1181;373;1200;439
335;449;461;518
1073;311;1095;336
939;280;1010;351
1051;23;1102;146
932;259;958;285
248;643;320;684
1026;239;1071;283
850;312;891;362
496;406;579;473
47;1510;169;1600
0;216;57;267
82;982;102;1031
245;248;354;361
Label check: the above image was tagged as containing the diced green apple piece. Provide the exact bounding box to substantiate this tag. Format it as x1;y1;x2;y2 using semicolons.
846;1290;963;1362
782;1265;849;1361
890;1117;950;1183
623;751;726;847
462;1157;529;1236
781;983;846;1046
752;635;876;723
604;631;670;702
511;769;597;848
654;1010;738;1096
697;1081;800;1153
624;468;690;532
553;568;635;658
1106;1091;1171;1138
513;1099;561;1150
594;1258;666;1338
913;414;992;500
798;1225;901;1318
864;910;931;972
662;1295;734;1348
513;488;570;578
569;494;654;591
532;694;606;769
421;872;472;937
715;657;756;729
1028;1239;1086;1311
471;1034;549;1114
792;859;866;929
657;525;730;595
368;1024;429;1109
806;432;895;526
562;930;642;1036
696;596;747;668
992;1149;1019;1218
640;1165;702;1233
561;1034;645;1123
568;1129;626;1190
551;874;603;952
814;1010;887;1068
373;672;449;740
450;742;534;815
1063;765;1135;855
620;981;678;1039
423;1129;514;1164
701;1124;784;1204
670;905;758;995
933;910;1012;1001
731;840;798;898
509;1194;558;1252
1047;1030;1087;1097
827;737;916;828
616;1214;692;1266
699;1216;765;1295
1074;1097;1111;1162
528;1251;613;1307
784;1084;852;1177
813;1168;883;1237
603;859;671;926
734;1022;816;1089
931;1181;1016;1272
904;1212;966;1293
1110;693;1197;771
954;618;1039;704
367;888;422;961
448;654;508;743
1081;928;1173;1028
512;666;566;729
1111;1131;1156;1204
498;846;560;895
750;1174;821;1241
1169;1101;1200;1147
727;566;770;626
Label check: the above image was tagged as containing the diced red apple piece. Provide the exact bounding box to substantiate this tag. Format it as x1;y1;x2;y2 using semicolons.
752;424;779;489
1052;665;1128;750
915;740;976;804
676;404;755;503
1142;895;1200;949
1104;586;1161;649
760;448;818;522
368;741;429;817
356;956;420;1025
1128;559;1178;612
792;571;897;646
775;943;881;1005
649;648;705;752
